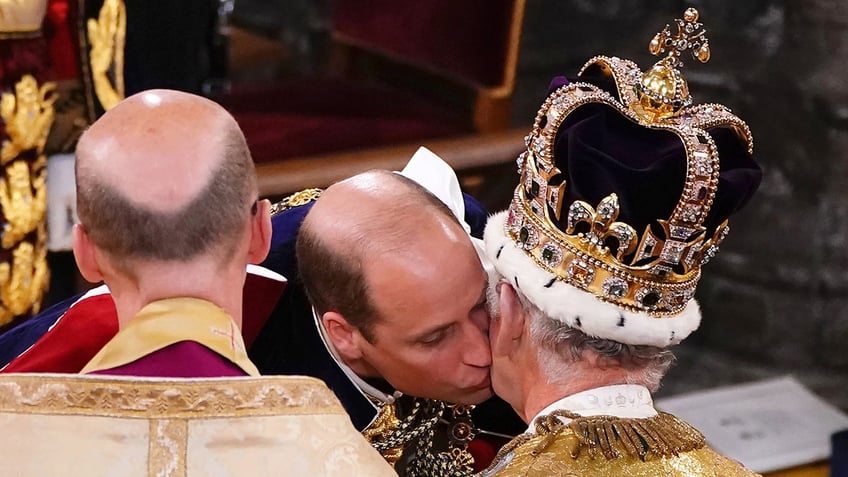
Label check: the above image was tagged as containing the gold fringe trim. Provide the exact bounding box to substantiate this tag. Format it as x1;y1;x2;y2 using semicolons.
534;410;706;461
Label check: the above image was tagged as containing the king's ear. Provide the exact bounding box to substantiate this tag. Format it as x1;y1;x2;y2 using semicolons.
72;224;104;283
322;311;365;361
492;282;526;356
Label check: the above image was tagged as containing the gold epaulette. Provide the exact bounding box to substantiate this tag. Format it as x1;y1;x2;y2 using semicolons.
269;188;322;217
484;411;761;476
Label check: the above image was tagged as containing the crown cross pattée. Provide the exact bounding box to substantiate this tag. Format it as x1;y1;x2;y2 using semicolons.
649;7;710;66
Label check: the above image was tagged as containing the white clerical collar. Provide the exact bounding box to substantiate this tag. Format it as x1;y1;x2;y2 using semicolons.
525;384;657;434
312;306;401;407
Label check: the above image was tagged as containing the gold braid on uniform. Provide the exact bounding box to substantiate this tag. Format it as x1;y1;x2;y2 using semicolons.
364;398;479;476
367;399;443;466
408;403;478;477
485;410;706;474
269;188;322;216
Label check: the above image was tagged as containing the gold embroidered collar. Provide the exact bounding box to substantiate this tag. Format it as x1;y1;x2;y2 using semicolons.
80;297;259;376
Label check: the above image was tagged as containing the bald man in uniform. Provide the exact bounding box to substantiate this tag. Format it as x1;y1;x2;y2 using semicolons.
267;169;506;474
72;89;272;377
297;170;493;407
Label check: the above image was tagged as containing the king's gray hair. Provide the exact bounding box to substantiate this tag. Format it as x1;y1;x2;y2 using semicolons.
487;276;675;392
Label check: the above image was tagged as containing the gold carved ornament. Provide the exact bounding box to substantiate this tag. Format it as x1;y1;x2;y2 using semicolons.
0;75;55;165
0;240;48;323
0;74;55;326
0;157;46;249
87;0;125;111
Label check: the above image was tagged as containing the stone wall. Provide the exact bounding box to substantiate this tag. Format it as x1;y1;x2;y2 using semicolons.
512;1;848;409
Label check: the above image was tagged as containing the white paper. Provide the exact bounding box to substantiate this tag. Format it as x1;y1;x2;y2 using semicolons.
655;375;848;473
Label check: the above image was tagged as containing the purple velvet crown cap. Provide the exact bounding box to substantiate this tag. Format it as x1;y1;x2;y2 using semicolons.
542;73;761;239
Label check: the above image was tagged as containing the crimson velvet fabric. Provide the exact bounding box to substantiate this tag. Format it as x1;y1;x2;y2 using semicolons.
1;293;119;373
0;272;285;373
45;0;79;81
545;75;762;241
333;0;516;87
221;78;469;164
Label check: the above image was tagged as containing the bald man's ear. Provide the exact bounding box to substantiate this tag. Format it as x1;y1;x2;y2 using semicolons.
322;311;365;363
491;283;526;358
72;224;104;283
247;199;272;264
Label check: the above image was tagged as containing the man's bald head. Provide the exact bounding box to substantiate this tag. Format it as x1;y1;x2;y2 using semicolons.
296;170;464;340
308;170;460;253
76;90;256;268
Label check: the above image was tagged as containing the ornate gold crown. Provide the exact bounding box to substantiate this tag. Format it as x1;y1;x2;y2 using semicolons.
505;8;753;316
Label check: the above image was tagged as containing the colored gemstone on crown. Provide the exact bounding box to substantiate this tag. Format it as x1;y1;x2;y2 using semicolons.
602;277;629;299
636;288;662;309
567;260;596;287
541;243;563;267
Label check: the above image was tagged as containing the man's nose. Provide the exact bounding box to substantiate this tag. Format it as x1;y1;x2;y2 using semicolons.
462;322;492;368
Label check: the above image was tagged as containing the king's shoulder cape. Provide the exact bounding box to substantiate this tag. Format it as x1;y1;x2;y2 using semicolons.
484;411;760;477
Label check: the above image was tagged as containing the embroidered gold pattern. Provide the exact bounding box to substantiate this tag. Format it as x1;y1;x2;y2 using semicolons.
483;411;760;476
87;0;126;111
0;374;396;476
149;419;187;477
0;374;345;418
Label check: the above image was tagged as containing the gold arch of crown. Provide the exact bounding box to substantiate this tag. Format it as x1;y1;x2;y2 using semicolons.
505;54;753;316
